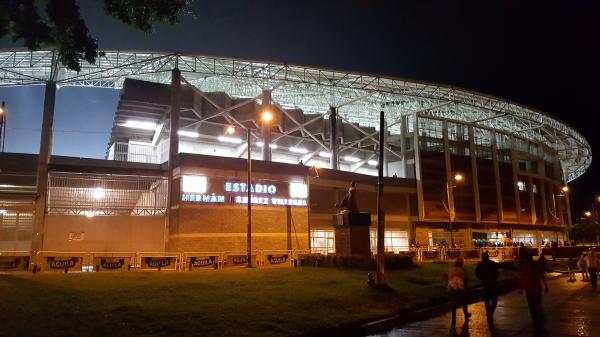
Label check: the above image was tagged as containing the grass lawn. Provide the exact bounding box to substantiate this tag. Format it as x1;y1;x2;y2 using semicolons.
0;264;513;337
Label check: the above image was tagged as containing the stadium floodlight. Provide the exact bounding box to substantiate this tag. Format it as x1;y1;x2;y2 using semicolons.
121;120;157;130
343;156;360;162
319;151;332;158
289;147;308;154
178;130;200;138
218;136;243;144
261;110;274;122
368;160;378;166
92;187;105;199
256;142;278;149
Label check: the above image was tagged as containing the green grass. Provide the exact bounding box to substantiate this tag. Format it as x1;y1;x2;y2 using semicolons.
0;264;513;337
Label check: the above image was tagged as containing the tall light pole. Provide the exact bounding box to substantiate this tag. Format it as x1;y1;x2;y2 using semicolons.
0;101;6;152
226;109;273;268
376;110;385;286
548;185;569;243
443;173;463;247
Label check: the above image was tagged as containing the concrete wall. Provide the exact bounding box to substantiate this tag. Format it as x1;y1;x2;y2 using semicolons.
169;205;308;252
44;215;166;252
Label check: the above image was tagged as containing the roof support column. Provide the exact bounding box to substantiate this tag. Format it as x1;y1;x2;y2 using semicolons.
31;81;57;255
413;115;425;219
399;115;408;177
468;126;481;222
442;120;456;222
511;150;522;224
261;90;272;162
491;132;504;223
329;107;339;170
167;67;181;247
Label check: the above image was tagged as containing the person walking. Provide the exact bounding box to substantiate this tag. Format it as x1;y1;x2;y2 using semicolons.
519;252;549;325
578;251;589;281
586;248;598;289
476;252;499;325
444;257;471;326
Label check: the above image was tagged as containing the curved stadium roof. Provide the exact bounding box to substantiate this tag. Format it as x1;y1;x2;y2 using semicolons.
0;49;591;181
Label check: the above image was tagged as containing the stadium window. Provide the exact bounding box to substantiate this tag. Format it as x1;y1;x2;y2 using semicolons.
370;230;409;253
532;184;538;194
517;181;526;192
310;230;335;254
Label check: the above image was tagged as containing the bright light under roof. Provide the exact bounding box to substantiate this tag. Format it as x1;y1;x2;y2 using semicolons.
178;130;200;138
289;147;308;154
218;136;243;144
368;160;378;166
121;120;157;130
92;187;105;199
343;156;360;162
319;151;331;158
256;142;278;149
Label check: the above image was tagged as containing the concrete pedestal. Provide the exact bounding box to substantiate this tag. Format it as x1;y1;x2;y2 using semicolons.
332;212;371;257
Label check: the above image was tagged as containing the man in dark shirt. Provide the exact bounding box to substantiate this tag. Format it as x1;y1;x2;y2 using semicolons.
519;252;549;324
476;252;499;325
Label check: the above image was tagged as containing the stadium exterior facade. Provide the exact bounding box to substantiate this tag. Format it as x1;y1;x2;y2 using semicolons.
0;50;591;264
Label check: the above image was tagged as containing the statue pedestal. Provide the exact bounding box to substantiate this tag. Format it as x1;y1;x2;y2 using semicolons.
332;212;372;257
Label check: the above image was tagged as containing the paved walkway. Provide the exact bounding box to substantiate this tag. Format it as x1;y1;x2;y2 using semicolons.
370;277;600;337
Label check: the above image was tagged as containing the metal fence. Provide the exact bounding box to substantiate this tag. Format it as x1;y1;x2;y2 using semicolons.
1;247;542;273
47;172;167;216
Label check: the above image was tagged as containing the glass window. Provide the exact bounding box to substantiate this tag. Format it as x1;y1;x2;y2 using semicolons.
370;230;409;253
310;230;335;254
517;181;526;192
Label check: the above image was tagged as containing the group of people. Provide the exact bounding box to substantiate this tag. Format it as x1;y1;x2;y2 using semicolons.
444;251;550;328
567;249;599;288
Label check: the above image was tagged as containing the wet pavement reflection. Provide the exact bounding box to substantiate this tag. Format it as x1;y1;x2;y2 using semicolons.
369;277;600;337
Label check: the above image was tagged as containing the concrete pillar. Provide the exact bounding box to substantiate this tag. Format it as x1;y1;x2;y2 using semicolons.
329;107;339;170
167;68;181;245
528;176;536;224
31;81;57;254
491;132;504;222
468;126;481;222
511;150;522;223
261;90;272;162
442;120;455;222
399;115;408;177
413;115;425;219
540;180;548;224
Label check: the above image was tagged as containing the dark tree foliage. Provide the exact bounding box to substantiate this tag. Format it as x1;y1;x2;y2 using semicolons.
0;0;189;72
569;222;600;243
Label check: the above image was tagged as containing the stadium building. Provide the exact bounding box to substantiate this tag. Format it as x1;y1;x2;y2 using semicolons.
0;50;591;261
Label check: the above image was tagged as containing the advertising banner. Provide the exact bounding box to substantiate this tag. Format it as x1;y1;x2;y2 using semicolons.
223;254;257;268
93;257;131;271
187;256;218;270
140;256;177;270
422;250;440;260
263;254;291;267
0;256;30;271
445;250;462;259
42;256;82;272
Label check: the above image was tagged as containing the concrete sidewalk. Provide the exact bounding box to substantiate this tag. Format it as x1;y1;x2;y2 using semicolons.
369;276;600;337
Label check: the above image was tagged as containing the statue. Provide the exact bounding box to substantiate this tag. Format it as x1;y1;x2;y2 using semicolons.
335;181;359;214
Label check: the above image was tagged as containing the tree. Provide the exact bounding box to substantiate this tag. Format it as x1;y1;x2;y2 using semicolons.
569;222;600;243
0;0;190;71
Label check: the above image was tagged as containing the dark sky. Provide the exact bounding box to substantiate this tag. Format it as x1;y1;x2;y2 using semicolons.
0;0;598;218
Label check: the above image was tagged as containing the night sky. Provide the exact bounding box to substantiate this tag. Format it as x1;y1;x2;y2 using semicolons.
0;0;598;219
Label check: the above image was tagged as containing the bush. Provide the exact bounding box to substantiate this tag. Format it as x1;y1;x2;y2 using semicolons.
301;254;413;270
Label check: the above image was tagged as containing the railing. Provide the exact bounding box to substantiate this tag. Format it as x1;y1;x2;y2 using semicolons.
0;247;544;272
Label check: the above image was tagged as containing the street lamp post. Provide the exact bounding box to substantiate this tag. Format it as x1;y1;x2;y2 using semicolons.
227;109;273;268
548;185;569;244
443;173;463;247
246;128;252;267
0;101;6;152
